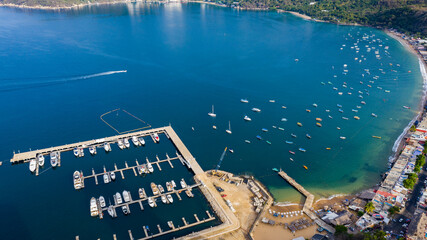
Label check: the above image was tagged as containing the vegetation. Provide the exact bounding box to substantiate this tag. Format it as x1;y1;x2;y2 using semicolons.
365;201;375;214
411;125;417;132
415;154;426;173
388;205;400;216
403;172;418;189
334;229;387;240
357;210;364;217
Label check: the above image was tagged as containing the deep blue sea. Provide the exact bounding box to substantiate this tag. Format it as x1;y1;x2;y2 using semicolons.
0;2;424;239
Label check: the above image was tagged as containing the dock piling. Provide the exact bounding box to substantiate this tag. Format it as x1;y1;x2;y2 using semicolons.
92;168;98;185
128;230;134;240
182;217;188;226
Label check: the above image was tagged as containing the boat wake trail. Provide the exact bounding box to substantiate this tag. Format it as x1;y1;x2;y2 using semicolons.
0;70;127;92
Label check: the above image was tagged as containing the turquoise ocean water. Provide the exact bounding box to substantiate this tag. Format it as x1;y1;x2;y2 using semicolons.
0;2;424;239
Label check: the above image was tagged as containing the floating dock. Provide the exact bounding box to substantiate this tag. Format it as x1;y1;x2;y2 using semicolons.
278;170;335;233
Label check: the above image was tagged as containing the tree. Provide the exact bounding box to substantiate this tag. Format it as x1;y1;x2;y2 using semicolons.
388;206;400;216
335;225;348;235
365;202;375;214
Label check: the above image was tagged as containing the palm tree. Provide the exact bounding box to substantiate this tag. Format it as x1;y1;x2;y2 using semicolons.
365;202;375;214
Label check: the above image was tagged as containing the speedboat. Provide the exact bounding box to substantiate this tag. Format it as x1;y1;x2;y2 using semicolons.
139;188;146;199
266;141;271;145
289;151;295;155
262;128;268;132
306;109;311;112
313;103;318;107
110;171;116;181
291;133;297;138
306;134;311;139
361;101;366;105
299;148;306;152
138;137;146;146
338;109;344;113
252;108;261;112
161;195;167;204
240;99;249;103
99;196;106;208
132;136;139;146
208;105;216;117
229;149;234;153
352;109;358;112
104;143;111;152
148;197;155;208
372;113;378;117
244;115;252;121
115;192;123;204
180;178;187;189
278;127;284;131
245;140;251;144
123;190;131;202
50;152;58;167
340;136;346;140
122;205;129;215
285;141;293;144
256;135;262;140
297;122;302;127
103;173;110;184
123;138;130;148
29;159;37;172
37;153;44;167
167;194;173;203
73;148;79;157
337;104;342;108
315;118;322;122
158;184;165;193
282;106;287;109
354;116;360;120
316;122;322;127
153;133;160;143
89;146;96;155
117;139;125;149
90;197;99;217
151;182;160;195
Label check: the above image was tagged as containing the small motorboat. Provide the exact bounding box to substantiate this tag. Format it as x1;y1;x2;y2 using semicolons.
306;134;311;139
262;128;268;132
37;153;44;167
312;103;318;107
303;165;308;170
153;133;160;143
278;127;284;131
328;115;333;119
158;184;165;193
338;109;344;113
285;141;293;144
229;149;234;153
226;121;232;134
372;136;382;139
123;190;131;202
167;194;173;203
107;205;116;218
50;152;58;167
123;138;130;148
266;141;272;145
326;147;331;150
240;99;249;103
115;192;123;204
147;161;154;173
132;136;139;146
297;122;302;127
315;118;322;122
161;195;167;204
269;100;275;103
99;196;106;208
282;106;287;109
252;108;261;112
281;118;288;122
352;109;358;112
180;178;187;189
138;137;146;146
148;197;155;208
89;146;96;155
272;168;279;172
289;151;295;155
139;188;146;199
110;171;116;181
361;101;366;105
245;140;251;144
290;158;294;161
29;159;37;172
171;180;177;188
316;122;322;127
403;106;410;109
337;127;341;130
342;117;349;120
104;143;111;152
340;136;346;140
122;205;129;215
371;113;378;117
299;148;306;152
306;109;311;113
337;104;342;108
291;133;297;138
117;139;125;150
244;115;252;121
354;116;360;120
256;135;262;140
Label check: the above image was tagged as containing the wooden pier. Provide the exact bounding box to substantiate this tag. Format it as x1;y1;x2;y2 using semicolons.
10;127;169;164
79;154;180;185
278;170;335;233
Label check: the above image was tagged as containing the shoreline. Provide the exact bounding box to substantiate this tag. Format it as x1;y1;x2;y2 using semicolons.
2;0;427;206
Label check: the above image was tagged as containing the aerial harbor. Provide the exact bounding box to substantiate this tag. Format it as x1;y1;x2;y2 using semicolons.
0;0;427;239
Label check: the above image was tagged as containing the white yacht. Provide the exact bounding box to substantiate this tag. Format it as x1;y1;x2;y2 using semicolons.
153;133;160;143
99;196;106;208
167;194;173;203
244;115;252;121
138;137;145;146
73;171;83;190
147;160;154;173
50;152;58;167
132;136;139;146
117;139;125;150
208;105;216;117
123;190;131;202
73;148;80;157
90;197;99;217
29;159;37;172
122;205;129;215
171;180;177;188
148;197;155;208
139;188;146;199
37;153;44;167
180;178;187;189
110;171;116;181
103;173;110;184
104;143;111;152
89;146;96;155
115;192;123;204
161;195;167;204
123;138;130;148
107;205;116;218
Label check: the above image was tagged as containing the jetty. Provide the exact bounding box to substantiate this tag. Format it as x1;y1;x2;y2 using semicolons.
278;170;335;233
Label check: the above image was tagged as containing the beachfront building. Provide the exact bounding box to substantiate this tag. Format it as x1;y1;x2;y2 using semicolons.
407;213;427;240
